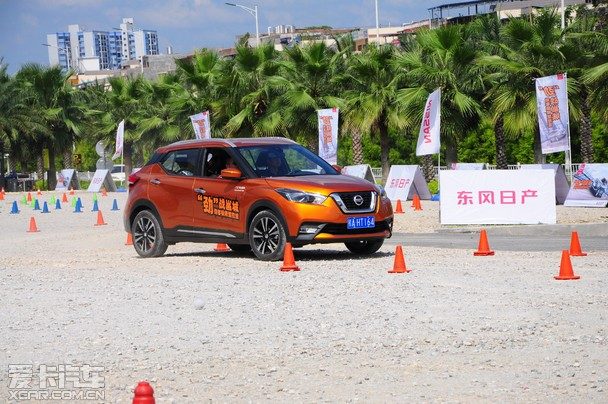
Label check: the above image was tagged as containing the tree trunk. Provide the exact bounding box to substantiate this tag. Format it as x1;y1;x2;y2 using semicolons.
445;143;457;167
379;122;390;185
580;90;594;163
351;129;364;164
63;148;73;168
0;143;4;190
421;154;436;182
123;141;133;182
48;147;57;190
307;136;319;155
533;128;545;163
495;117;508;169
36;153;44;187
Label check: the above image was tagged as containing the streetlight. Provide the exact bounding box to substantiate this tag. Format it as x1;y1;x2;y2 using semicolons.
42;43;72;71
225;2;259;46
375;0;380;43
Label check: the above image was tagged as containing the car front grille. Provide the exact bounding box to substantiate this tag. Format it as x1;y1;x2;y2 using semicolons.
330;191;376;213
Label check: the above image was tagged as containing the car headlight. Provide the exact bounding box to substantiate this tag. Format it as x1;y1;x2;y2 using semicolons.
374;184;387;198
276;188;327;205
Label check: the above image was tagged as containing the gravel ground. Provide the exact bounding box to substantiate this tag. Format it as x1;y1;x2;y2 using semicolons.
0;192;607;402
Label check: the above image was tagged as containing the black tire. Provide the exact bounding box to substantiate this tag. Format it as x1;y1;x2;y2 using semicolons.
227;243;252;254
248;210;287;261
345;239;384;255
132;210;168;258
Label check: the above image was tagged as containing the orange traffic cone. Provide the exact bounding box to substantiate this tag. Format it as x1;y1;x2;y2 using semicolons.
412;194;423;211
388;245;411;273
554;250;580;280
62;192;68;203
94;210;107;226
69;187;74;195
394;199;404;214
27;192;32;202
569;231;587;257
0;191;3;201
101;188;108;197
125;232;133;246
280;242;300;272
214;243;230;252
27;217;40;233
473;229;495;256
132;381;155;404
36;189;42;196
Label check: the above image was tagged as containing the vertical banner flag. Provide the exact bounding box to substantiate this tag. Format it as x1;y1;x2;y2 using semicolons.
317;108;339;164
416;88;441;156
190;111;211;140
112;120;124;160
536;74;570;154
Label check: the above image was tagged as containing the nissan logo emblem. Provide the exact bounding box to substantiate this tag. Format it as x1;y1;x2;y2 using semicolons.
353;195;364;206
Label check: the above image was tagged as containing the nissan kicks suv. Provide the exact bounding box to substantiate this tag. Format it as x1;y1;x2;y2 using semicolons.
124;137;393;261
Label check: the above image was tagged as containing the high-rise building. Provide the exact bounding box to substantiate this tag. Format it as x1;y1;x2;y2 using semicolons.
46;18;159;72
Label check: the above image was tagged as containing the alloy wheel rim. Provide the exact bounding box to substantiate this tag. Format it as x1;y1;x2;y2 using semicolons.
134;216;156;253
252;217;280;255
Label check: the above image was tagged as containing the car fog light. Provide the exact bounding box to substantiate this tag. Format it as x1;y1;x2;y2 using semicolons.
299;224;322;234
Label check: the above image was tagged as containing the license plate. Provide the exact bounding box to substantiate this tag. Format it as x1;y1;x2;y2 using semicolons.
347;216;375;230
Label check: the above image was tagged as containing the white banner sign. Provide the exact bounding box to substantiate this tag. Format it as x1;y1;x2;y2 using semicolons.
385;165;432;201
112;120;124;160
87;169;116;193
536;74;570;154
317;108;339;164
564;163;608;207
520;164;570;204
416;88;441;156
440;170;556;224
190;111;211;140
55;169;78;191
341;164;375;183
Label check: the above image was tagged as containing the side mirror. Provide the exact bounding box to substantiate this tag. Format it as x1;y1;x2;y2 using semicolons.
332;164;342;173
220;167;242;179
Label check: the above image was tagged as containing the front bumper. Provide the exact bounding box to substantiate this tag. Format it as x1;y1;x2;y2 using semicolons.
291;218;393;243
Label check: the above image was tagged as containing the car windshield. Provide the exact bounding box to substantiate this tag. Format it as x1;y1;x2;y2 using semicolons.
236;144;339;178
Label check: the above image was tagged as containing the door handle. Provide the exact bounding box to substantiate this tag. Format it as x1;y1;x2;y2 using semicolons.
194;188;206;195
150;178;161;185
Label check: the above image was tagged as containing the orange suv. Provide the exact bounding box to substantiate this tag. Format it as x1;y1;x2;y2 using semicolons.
124;138;393;260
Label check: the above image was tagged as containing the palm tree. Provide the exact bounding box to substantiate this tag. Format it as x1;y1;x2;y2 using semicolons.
216;44;283;137
342;44;410;183
87;75;149;178
274;42;343;151
395;25;484;175
479;11;568;163
14;64;77;189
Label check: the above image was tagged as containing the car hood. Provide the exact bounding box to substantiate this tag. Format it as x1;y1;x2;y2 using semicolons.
264;174;376;195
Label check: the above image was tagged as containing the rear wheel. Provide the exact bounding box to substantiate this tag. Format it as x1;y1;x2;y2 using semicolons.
345;239;384;255
228;243;252;254
132;210;168;258
249;210;287;261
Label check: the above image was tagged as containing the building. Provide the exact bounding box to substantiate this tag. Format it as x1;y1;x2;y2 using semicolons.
46;18;159;72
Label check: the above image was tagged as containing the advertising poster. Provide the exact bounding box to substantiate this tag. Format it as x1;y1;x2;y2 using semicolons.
317;108;339;165
564;163;608;207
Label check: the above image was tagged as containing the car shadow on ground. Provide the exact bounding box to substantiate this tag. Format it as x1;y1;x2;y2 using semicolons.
163;249;393;262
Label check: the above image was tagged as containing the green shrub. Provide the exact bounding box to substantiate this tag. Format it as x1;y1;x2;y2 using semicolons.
428;179;439;194
35;179;45;191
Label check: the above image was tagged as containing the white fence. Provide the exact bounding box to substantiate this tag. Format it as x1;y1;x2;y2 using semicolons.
371;163;581;183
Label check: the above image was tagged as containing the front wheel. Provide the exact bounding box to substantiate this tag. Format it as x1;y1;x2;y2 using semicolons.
345;239;384;255
249;210;287;261
132;210;168;258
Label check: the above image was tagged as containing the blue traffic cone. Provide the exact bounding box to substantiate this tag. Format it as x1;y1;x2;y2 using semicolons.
10;201;20;214
34;199;41;210
74;198;82;213
111;199;119;211
41;201;50;213
55;198;61;210
91;200;99;212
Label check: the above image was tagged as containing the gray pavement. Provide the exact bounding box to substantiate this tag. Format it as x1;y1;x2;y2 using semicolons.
389;223;607;252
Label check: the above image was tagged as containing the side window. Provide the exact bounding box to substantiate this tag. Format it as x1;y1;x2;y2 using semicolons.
160;149;200;176
203;148;234;178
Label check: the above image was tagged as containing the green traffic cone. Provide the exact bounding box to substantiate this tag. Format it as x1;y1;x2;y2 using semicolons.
93;193;98;202
50;195;56;204
21;195;27;204
71;197;77;208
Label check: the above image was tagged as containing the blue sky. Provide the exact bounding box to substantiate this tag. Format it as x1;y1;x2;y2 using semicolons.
0;0;432;74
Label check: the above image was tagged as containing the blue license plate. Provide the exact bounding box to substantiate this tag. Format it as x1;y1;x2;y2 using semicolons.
347;216;375;230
